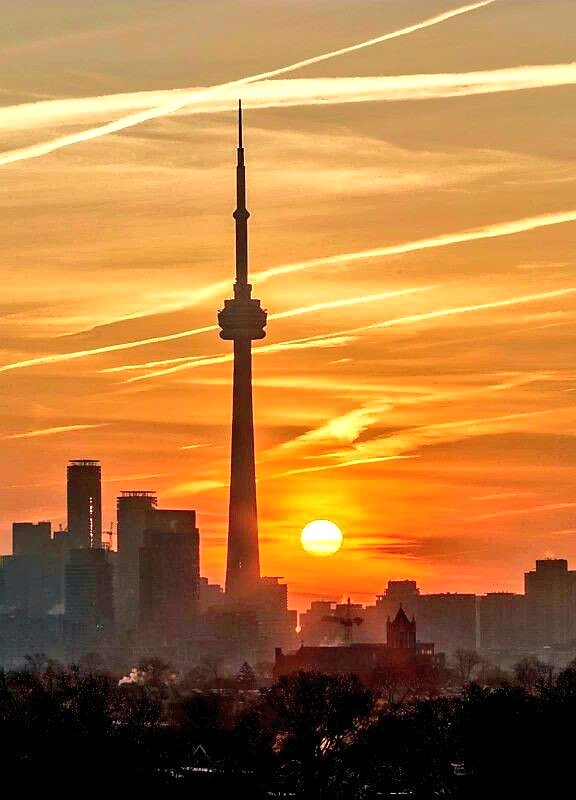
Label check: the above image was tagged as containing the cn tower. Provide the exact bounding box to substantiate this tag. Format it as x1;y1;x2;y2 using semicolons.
218;102;267;602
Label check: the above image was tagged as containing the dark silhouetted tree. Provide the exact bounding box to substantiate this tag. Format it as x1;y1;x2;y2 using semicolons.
236;661;256;688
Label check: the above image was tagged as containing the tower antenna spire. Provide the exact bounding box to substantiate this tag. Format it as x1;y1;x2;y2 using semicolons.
238;99;243;150
233;99;249;295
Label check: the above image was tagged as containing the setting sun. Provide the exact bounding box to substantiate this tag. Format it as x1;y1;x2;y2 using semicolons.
300;520;343;557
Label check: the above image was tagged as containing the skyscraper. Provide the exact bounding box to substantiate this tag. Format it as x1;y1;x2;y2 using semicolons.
67;459;102;549
218;102;267;602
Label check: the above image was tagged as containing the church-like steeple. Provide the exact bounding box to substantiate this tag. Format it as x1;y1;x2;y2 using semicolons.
387;606;417;650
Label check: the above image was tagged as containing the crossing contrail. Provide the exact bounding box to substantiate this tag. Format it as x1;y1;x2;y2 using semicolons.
6;62;573;133
0;206;575;375
118;287;576;383
0;0;496;167
0;287;433;373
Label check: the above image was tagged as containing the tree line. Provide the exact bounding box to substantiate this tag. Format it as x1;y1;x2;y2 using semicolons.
1;653;574;795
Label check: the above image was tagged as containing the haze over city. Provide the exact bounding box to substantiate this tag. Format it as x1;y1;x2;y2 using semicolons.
1;0;575;611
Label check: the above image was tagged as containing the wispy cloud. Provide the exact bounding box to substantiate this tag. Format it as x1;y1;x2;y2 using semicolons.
276;403;391;452
0;1;496;166
333;407;576;465
271;373;556;456
472;502;576;521
163;479;227;497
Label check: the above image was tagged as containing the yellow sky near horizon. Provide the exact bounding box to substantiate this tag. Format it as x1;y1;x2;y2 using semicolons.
0;0;575;610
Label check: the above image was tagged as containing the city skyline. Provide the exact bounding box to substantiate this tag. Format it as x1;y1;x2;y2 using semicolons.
1;0;576;610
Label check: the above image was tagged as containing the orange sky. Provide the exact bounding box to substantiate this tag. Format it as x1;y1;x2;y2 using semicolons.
0;0;575;611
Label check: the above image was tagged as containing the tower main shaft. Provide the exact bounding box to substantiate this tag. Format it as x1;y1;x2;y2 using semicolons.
218;102;267;602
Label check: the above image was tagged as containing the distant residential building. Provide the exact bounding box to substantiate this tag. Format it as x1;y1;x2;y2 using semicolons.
479;592;527;652
199;577;225;612
253;577;298;655
524;559;576;647
116;490;158;629
0;611;64;669
138;509;200;657
364;581;420;641
362;583;476;654
416;593;477;655
2;522;62;617
12;521;51;556
64;547;114;661
299;601;337;645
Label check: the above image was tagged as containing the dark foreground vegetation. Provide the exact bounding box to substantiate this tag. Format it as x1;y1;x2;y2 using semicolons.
1;657;575;796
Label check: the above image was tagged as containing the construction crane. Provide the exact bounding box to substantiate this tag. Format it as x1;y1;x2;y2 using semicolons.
325;597;364;645
102;521;115;551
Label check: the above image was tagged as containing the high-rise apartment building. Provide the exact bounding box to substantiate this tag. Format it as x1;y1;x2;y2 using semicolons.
67;460;102;549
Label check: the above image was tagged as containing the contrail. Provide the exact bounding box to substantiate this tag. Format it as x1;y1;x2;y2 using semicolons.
0;324;217;373
104;332;357;376
124;334;357;383
2;423;106;440
271;285;440;321
0;1;495;167
104;283;439;372
358;287;576;336
0;286;434;373
123;287;576;383
0;206;575;375
274;455;413;479
5;62;574;134
253;209;576;285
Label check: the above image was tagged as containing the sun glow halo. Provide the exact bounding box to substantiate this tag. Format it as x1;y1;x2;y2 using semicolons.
300;520;343;557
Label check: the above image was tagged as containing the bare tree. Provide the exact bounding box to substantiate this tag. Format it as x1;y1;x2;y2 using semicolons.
453;649;482;685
